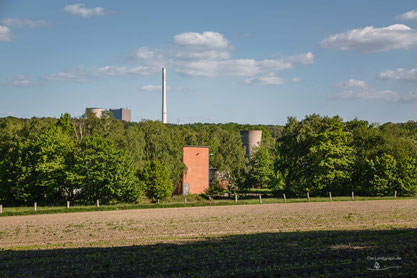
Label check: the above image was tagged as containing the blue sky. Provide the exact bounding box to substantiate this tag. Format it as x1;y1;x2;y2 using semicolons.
1;1;417;124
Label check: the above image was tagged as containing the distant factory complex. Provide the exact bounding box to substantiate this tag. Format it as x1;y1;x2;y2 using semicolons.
85;67;167;124
86;107;132;122
85;67;262;195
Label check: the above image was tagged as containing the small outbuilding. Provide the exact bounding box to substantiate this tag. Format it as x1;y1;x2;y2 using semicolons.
179;146;210;195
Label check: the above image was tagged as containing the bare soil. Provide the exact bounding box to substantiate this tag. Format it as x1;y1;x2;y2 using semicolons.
1;199;416;249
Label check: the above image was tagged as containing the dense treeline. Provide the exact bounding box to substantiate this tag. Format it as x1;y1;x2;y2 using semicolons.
0;114;249;205
1;113;416;205
276;115;417;197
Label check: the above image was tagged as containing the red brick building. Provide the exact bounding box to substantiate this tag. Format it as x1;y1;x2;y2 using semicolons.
179;146;209;195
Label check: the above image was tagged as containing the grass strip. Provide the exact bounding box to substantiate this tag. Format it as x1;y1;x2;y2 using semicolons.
0;196;415;217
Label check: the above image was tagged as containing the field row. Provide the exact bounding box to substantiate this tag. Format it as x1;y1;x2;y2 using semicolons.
1;199;417;277
0;195;411;217
1;199;416;249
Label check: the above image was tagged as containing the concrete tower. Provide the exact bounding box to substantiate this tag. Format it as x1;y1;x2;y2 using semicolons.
86;107;103;119
162;67;167;124
241;130;263;156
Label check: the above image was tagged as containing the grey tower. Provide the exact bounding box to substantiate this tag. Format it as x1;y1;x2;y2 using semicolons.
241;130;262;156
162;67;167;124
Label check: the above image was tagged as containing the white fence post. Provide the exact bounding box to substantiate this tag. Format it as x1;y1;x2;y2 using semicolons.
394;191;397;199
34;202;37;211
283;194;286;203
96;200;100;207
184;197;187;205
0;204;2;213
307;192;310;201
235;194;238;203
352;192;354;201
329;192;332;201
67;201;70;209
259;194;262;203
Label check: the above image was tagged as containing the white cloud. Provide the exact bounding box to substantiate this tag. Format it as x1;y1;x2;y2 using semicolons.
135;47;162;60
173;53;312;77
332;90;417;102
291;77;302;83
172;31;232;61
175;49;231;60
64;3;106;18
321;24;417;52
134;32;233;62
141;85;161;91
43;71;88;82
0;25;11;41
2;74;31;87
331;80;417;103
93;65;153;76
175;59;260;77
245;73;284;86
43;65;154;82
333;90;397;101
173;31;229;49
378;68;417;81
280;52;314;64
131;31;313;82
140;85;185;92
47;31;313;86
396;10;417;21
338;79;367;88
1;18;48;28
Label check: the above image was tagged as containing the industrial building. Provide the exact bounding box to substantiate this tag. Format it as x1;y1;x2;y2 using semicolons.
110;108;131;122
85;107;103;119
85;107;131;122
241;130;262;156
180;146;210;195
207;130;263;191
162;67;167;124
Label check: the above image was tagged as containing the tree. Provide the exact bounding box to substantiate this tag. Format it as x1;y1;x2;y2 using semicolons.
277;115;354;196
30;125;76;203
307;117;354;195
56;113;74;136
396;155;417;196
71;135;142;203
140;160;173;202
196;126;247;189
137;120;186;187
367;154;398;196
248;144;275;188
0;138;33;204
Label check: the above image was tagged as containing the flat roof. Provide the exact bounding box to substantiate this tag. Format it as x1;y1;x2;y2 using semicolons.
184;145;210;148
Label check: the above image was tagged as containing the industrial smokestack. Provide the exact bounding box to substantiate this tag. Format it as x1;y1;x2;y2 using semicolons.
162;67;167;124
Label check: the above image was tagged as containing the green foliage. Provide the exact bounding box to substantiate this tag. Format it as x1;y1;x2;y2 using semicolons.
366;154;397;196
140;160;173;202
277;115;354;196
71;136;142;203
31;125;76;202
207;181;227;195
308;118;355;194
248;144;275;188
396;155;417;196
2;113;417;204
196;126;247;185
56;113;74;136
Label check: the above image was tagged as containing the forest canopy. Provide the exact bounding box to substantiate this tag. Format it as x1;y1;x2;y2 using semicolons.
1;114;416;205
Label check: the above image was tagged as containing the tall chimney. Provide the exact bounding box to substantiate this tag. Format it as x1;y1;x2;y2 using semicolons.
162;67;167;124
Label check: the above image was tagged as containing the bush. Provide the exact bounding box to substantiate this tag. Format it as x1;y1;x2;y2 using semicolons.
140;160;173;202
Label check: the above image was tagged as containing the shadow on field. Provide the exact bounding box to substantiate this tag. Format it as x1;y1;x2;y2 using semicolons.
1;229;416;277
